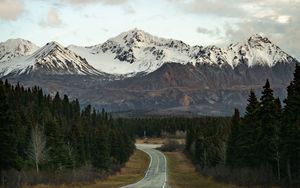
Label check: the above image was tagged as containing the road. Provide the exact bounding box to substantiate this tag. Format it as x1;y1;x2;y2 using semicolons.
122;144;167;188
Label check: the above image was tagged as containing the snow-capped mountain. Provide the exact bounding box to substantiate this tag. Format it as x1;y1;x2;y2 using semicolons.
27;41;102;75
0;38;39;63
1;29;299;116
69;29;296;76
1;29;297;77
0;41;102;76
69;29;193;75
198;34;294;68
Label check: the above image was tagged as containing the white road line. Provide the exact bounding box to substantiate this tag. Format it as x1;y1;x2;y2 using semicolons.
156;151;160;173
144;149;153;178
162;151;167;188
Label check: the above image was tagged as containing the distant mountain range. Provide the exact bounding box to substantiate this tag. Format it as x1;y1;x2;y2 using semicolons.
0;29;298;116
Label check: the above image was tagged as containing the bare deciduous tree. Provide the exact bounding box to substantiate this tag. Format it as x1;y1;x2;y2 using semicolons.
27;126;47;175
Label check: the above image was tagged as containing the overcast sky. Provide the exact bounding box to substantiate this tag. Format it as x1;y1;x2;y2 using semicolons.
0;0;299;59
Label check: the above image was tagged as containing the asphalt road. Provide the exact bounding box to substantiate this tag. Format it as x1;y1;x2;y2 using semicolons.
121;144;167;188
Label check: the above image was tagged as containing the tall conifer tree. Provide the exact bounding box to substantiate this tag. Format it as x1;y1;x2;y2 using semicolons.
281;65;300;180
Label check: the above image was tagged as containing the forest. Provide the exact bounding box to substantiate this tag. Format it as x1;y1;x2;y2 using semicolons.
186;65;300;187
0;81;135;187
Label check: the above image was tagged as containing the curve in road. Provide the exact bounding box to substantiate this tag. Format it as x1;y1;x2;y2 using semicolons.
122;144;167;188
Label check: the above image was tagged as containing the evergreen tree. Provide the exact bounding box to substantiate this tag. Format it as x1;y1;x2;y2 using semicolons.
257;80;280;172
281;65;300;180
240;90;261;166
226;108;241;167
245;90;260;117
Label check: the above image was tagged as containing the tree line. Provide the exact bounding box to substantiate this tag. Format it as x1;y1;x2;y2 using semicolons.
0;80;135;185
186;65;300;186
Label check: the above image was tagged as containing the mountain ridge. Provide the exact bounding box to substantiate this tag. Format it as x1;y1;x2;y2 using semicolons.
0;40;104;76
69;29;297;75
1;29;297;77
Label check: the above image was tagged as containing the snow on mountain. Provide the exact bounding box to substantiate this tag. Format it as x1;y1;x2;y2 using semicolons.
0;41;102;76
69;29;192;75
1;29;297;77
69;29;296;76
0;38;40;76
0;38;39;63
201;34;293;68
68;44;140;75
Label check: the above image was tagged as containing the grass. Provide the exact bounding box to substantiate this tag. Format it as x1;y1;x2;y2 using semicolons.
27;149;150;188
165;151;240;188
87;149;149;188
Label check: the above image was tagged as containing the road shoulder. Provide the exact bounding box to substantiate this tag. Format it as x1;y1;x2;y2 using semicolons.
165;151;239;188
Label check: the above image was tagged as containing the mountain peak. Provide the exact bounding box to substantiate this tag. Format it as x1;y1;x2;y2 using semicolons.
0;38;39;63
45;41;63;49
248;34;271;45
5;38;30;43
249;33;264;39
23;41;103;76
109;28;159;46
2;38;39;51
1;38;39;49
33;41;79;62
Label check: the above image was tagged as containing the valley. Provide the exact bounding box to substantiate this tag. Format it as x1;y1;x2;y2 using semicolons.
1;0;299;187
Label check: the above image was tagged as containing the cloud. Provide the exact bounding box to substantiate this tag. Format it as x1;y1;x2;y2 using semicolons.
221;0;300;59
39;9;62;27
61;0;129;5
167;0;253;18
196;27;220;36
167;0;300;59
123;5;135;14
0;0;23;20
60;0;135;16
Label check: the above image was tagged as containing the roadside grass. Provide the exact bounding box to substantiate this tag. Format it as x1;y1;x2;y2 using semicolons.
27;149;149;188
87;149;149;188
165;151;239;188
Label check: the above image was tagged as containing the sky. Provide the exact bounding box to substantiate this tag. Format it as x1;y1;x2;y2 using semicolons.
0;0;299;59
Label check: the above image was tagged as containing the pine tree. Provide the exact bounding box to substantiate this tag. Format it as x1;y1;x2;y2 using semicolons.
240;90;261;166
281;65;300;181
231;108;240;130
257;80;280;171
226;108;241;167
245;90;260;118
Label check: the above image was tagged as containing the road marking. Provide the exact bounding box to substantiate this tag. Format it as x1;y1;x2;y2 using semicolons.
156;151;160;173
144;149;153;178
162;150;167;188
